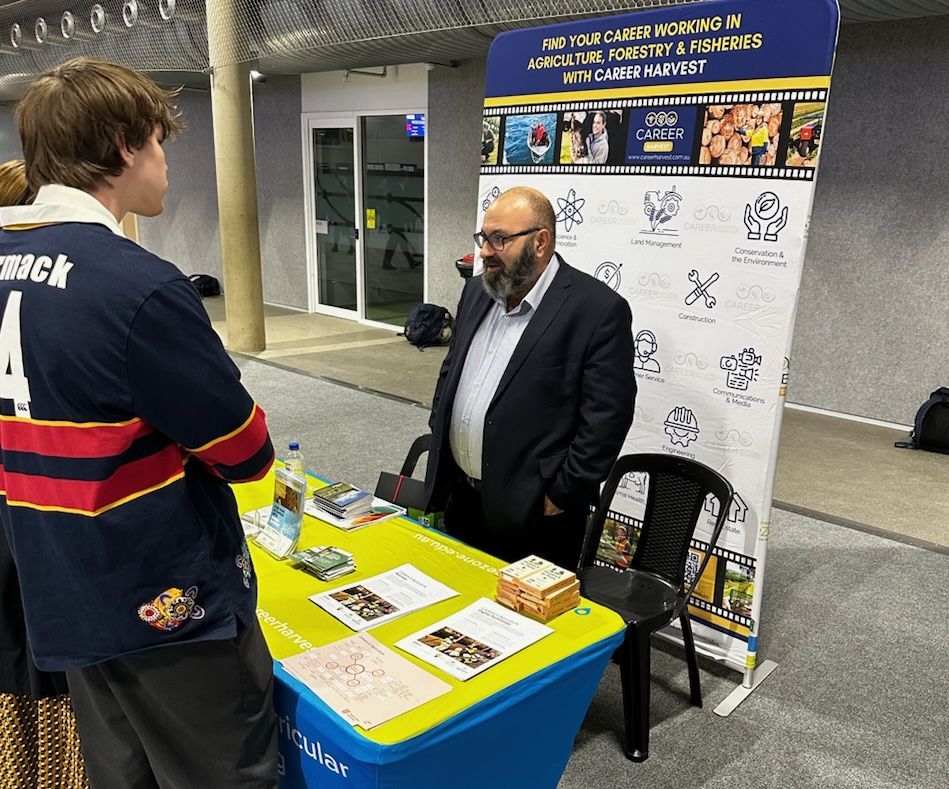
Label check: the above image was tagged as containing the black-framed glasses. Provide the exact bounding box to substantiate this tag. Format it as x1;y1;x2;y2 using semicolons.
473;227;541;252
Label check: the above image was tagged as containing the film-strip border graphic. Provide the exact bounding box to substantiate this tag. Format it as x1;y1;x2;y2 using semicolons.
591;509;755;629
688;537;754;629
481;163;815;180
481;88;826;181
482;89;827;116
591;509;643;572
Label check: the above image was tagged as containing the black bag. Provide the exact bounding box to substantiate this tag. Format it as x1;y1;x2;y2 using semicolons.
400;303;453;350
189;274;221;297
895;387;949;454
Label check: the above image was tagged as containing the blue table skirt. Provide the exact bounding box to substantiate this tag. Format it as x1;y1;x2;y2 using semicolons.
275;630;624;788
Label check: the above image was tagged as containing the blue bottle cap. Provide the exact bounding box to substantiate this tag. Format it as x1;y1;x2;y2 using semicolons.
288;442;300;451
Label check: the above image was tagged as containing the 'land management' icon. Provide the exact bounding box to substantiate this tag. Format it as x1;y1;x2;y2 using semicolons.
642;186;682;235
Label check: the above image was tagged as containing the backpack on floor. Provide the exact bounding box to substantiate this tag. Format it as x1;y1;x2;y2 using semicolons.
400;303;453;351
189;274;221;297
894;387;949;454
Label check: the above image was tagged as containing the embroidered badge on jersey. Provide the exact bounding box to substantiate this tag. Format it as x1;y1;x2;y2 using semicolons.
137;585;206;631
236;541;253;589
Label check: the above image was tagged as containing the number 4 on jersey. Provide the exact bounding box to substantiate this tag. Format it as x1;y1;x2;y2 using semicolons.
0;291;32;417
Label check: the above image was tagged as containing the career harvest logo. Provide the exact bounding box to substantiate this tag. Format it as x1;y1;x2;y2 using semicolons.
685;203;740;236
727;283;777;313
591;198;636;228
627;106;697;165
480;185;501;212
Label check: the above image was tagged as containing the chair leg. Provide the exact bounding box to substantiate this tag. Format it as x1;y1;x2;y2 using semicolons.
618;626;651;762
679;612;702;707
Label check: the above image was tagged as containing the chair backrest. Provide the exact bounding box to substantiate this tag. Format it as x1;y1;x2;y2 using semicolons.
579;453;734;604
374;434;432;511
399;434;432;476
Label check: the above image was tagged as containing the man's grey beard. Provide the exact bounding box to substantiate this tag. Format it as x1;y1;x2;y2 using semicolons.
481;246;537;301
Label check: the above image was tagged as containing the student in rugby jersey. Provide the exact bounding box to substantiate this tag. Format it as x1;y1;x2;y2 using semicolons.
0;60;277;787
0;159;88;788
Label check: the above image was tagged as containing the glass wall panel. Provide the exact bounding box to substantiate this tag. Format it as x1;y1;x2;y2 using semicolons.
360;115;425;325
312;126;357;312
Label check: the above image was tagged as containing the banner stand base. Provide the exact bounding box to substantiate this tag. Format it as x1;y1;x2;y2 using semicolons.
713;659;778;717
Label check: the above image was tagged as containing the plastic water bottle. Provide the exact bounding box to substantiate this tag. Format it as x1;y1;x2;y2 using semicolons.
286;442;306;483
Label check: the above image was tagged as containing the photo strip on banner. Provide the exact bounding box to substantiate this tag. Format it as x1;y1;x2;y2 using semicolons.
478;0;840;673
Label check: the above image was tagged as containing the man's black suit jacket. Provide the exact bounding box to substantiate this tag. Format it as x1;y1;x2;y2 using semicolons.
424;256;636;538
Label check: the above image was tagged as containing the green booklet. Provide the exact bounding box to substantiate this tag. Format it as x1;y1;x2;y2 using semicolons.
289;546;355;580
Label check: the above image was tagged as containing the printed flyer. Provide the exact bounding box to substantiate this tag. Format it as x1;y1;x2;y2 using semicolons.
396;599;552;681
281;633;451;729
309;564;459;632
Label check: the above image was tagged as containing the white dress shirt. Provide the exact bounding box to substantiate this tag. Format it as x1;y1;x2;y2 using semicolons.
449;255;561;480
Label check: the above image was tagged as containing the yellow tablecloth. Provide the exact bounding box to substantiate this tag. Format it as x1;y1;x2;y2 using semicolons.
234;469;624;747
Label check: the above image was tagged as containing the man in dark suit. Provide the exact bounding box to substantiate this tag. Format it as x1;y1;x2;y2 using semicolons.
424;186;636;569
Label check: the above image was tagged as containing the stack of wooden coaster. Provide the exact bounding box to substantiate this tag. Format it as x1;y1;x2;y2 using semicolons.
496;555;581;622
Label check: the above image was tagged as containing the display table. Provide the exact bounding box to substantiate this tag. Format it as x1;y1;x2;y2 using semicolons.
233;470;624;789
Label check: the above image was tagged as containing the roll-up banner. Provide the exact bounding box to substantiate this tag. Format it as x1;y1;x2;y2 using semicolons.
478;0;840;675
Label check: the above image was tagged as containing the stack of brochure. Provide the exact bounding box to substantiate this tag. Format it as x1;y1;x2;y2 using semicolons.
311;482;373;519
496;555;581;622
289;546;356;581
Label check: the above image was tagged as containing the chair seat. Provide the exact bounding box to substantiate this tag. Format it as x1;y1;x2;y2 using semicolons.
578;565;681;631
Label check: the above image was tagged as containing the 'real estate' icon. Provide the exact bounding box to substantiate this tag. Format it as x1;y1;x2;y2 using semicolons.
704;490;748;523
594;261;622;291
744;191;788;241
664;406;699;447
556;188;585;232
685;269;718;308
633;329;660;373
642;186;682;234
720;347;762;390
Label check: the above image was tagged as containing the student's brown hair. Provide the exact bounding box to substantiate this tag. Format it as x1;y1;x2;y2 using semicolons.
15;58;182;191
0;160;29;207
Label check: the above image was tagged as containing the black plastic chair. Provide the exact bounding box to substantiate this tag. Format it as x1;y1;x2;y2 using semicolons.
577;453;734;762
374;434;431;511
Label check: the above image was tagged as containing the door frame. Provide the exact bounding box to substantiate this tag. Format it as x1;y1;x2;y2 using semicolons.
301;114;361;321
301;109;428;330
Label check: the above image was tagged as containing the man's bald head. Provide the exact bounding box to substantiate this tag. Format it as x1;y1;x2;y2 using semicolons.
492;186;557;253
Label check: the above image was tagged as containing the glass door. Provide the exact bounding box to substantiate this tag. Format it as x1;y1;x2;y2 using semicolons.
360;114;425;326
311;125;358;313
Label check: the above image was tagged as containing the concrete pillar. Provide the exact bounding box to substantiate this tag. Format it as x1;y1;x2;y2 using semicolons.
207;1;266;352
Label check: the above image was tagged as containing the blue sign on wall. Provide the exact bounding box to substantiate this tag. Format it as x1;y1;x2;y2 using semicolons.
485;0;839;100
405;114;425;138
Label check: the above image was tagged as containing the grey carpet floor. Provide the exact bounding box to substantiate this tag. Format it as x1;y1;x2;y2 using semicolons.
774;408;949;549
236;356;949;789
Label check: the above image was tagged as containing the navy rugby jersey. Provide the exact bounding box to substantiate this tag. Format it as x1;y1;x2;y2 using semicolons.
0;204;274;670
